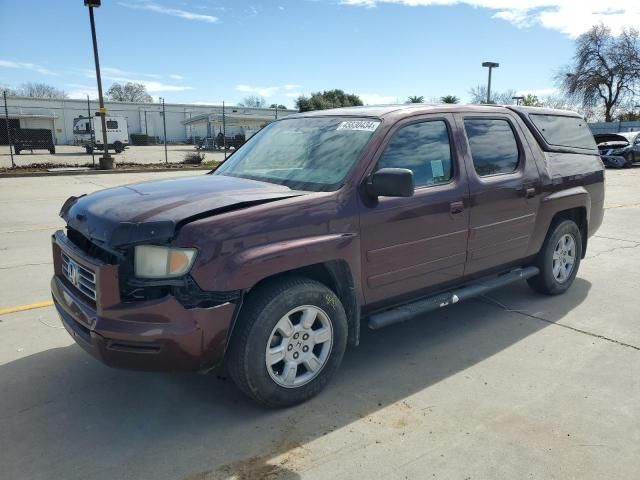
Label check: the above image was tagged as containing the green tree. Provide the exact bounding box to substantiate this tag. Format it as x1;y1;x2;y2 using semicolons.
521;94;542;106
269;103;287;109
106;82;152;102
406;95;425;103
295;89;363;112
440;95;460;104
559;24;640;122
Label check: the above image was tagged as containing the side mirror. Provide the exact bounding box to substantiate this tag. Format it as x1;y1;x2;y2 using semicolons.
366;168;415;198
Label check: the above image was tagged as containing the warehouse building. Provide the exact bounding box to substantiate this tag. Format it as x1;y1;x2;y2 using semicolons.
0;96;296;145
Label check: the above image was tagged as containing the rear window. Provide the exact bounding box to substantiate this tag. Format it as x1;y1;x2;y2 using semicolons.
529;114;596;150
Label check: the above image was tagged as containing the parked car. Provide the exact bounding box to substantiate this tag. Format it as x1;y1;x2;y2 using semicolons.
594;131;640;168
12;128;55;154
52;105;604;407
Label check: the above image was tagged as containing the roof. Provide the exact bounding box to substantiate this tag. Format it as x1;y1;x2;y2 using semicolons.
286;104;584;119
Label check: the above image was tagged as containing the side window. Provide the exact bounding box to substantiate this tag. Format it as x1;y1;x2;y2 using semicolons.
377;120;453;187
464;118;519;176
106;120;118;129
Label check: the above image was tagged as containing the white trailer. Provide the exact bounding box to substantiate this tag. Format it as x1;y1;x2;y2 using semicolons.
73;115;129;153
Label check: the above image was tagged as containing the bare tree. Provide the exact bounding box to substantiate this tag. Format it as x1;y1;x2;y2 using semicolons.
559;24;640;122
239;95;267;108
106;82;153;103
468;85;516;104
18;82;68;98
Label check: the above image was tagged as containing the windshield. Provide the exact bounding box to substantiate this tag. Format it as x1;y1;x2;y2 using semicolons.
213;117;380;191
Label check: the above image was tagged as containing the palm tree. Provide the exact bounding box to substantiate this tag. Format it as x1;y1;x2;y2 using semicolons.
406;95;425;104
440;95;460;104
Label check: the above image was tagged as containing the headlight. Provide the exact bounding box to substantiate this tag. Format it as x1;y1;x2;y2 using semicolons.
134;245;197;279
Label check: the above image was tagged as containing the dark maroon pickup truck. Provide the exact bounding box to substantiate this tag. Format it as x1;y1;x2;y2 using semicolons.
52;104;604;407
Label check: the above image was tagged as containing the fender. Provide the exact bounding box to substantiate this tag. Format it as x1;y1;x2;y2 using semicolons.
528;186;591;256
219;233;363;300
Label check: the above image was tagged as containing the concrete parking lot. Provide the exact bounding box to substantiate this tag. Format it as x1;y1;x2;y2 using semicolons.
0;144;228;168
0;169;639;479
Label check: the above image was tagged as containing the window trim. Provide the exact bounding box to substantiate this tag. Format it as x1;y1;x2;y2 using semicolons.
462;115;523;179
372;116;457;191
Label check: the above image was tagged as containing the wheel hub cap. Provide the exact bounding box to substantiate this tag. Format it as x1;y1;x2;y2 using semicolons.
265;305;333;388
552;233;576;283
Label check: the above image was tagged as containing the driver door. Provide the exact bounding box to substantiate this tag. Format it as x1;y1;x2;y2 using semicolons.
359;114;470;307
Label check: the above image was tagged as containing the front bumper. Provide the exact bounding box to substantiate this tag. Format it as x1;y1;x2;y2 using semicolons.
601;154;627;168
51;230;237;371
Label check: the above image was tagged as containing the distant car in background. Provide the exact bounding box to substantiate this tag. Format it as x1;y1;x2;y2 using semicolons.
594;132;640;168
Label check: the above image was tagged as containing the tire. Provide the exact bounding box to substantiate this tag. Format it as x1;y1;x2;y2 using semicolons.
85;146;94;154
49;148;55;154
624;152;634;168
227;276;348;408
14;148;20;155
527;219;582;295
113;141;123;154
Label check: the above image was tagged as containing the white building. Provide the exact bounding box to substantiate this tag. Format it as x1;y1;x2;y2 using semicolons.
0;96;297;145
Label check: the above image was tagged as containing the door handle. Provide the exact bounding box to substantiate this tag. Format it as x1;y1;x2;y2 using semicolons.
449;201;464;215
519;184;537;198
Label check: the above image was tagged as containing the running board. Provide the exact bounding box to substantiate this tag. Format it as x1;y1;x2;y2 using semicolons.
367;266;540;330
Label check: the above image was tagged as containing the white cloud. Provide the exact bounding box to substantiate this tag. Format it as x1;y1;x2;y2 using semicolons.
340;1;640;37
235;84;301;98
359;92;398;104
118;1;219;23
284;92;303;98
65;83;99;99
83;69;193;93
0;59;56;75
169;74;185;80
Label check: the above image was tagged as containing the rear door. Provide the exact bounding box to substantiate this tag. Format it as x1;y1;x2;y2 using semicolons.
453;112;541;275
359;114;470;306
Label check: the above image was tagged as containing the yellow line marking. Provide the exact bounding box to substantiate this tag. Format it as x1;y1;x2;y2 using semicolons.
0;300;54;316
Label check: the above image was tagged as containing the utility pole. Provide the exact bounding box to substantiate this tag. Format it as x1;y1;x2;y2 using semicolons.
482;61;499;104
160;97;168;164
275;104;278;120
87;95;95;167
3;90;15;168
84;0;112;169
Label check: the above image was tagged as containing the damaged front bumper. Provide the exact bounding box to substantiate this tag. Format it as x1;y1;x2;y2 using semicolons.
51;230;237;371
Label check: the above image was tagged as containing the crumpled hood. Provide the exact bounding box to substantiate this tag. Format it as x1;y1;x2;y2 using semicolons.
61;174;304;247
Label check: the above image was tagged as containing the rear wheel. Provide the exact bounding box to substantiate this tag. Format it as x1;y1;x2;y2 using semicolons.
528;219;582;295
227;277;348;408
49;147;55;154
14;148;20;155
85;146;94;154
113;141;123;153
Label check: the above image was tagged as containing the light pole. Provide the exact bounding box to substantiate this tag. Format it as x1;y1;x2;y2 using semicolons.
159;97;168;164
512;96;524;106
482;61;499;104
84;0;112;169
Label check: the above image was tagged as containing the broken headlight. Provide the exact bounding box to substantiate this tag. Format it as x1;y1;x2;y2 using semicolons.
134;245;197;279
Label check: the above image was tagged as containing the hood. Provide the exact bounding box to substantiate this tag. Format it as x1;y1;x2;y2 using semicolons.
594;133;630;146
61;174;305;247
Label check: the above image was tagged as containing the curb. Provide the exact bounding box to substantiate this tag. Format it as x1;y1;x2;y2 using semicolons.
0;166;213;179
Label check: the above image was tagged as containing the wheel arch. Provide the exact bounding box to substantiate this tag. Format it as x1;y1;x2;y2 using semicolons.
225;260;361;358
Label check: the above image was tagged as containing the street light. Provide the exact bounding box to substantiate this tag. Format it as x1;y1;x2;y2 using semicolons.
482;61;499;104
512;96;525;106
84;0;113;169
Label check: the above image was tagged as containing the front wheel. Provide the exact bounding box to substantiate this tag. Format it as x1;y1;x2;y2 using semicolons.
528;219;582;295
227;277;348;408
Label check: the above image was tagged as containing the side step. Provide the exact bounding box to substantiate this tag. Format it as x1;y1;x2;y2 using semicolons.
367;266;540;330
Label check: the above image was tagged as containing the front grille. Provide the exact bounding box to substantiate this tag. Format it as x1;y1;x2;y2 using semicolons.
61;253;97;301
66;228;119;265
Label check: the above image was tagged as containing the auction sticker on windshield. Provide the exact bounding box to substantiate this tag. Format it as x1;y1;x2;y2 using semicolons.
336;120;380;132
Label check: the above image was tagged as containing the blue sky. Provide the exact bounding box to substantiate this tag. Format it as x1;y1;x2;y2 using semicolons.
0;0;637;108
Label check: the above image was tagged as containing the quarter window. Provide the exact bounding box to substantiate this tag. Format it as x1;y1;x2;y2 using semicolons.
377;120;453;187
464;118;519;176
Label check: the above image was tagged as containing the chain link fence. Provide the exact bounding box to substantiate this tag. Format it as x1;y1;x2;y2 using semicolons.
1;93;292;171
